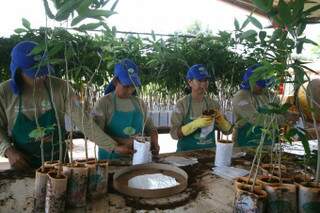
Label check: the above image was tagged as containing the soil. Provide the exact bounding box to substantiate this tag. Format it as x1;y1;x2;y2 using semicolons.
0;169;34;180
237;184;266;197
37;167;53;174
218;139;233;144
202;109;214;116
48;171;66;179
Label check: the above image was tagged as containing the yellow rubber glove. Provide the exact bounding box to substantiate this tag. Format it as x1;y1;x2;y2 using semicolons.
181;116;213;136
213;110;232;133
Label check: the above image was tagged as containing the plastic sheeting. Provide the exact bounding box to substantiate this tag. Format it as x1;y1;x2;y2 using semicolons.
163;156;198;167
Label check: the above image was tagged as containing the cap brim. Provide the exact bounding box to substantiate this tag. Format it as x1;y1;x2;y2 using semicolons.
23;65;52;78
195;74;211;80
119;75;141;87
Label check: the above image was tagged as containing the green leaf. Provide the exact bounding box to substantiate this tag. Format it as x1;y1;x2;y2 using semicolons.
78;22;103;31
278;0;293;26
301;38;318;46
296;40;303;54
151;30;156;41
259;31;267;41
85;9;116;18
248;16;263;29
240;30;257;39
30;43;46;55
48;43;64;57
55;0;82;21
71;15;87;26
110;0;119;11
43;0;55;19
48;58;65;65
111;26;117;35
71;9;115;26
77;0;92;15
14;28;27;34
29;127;46;139
240;16;250;30
270;29;282;42
234;18;240;31
102;22;111;31
297;22;307;36
22;18;31;30
292;65;306;88
293;0;304;18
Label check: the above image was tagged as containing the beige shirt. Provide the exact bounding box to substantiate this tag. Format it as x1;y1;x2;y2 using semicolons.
170;95;220;140
232;89;286;128
92;92;155;135
0;76;117;157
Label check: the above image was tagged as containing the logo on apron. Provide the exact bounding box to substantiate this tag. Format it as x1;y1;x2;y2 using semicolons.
123;126;136;136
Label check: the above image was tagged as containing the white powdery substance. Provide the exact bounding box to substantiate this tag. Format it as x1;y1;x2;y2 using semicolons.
128;173;179;190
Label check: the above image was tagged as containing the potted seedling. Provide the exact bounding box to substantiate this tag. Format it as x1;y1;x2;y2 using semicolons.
234;183;268;213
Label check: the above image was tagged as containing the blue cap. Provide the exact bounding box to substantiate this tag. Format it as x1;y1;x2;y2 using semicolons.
240;64;273;90
9;41;53;95
186;64;210;80
114;59;141;86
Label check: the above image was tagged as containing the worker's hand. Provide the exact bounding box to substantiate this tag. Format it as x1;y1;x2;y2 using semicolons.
114;145;135;155
114;137;134;146
4;147;32;171
181;116;213;136
212;109;233;133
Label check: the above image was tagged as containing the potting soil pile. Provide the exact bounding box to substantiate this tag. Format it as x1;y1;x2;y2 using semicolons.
128;173;179;189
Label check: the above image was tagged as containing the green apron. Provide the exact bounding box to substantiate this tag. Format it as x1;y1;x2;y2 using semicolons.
236;95;273;146
11;84;66;168
177;95;215;151
98;92;143;160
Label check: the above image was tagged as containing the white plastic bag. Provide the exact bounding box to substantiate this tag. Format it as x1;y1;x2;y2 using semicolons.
214;140;233;167
132;140;152;165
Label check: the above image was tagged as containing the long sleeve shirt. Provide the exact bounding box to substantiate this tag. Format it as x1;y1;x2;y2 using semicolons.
92;93;155;135
170;95;221;140
232;89;286;128
0;76;117;157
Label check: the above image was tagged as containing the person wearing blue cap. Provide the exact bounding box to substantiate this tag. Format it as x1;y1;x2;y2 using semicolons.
232;64;299;146
170;64;233;151
92;58;159;160
0;41;133;170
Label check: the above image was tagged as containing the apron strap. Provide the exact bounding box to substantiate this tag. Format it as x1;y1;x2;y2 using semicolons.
17;80;54;114
18;94;23;113
112;91;141;112
112;91;143;128
183;95;192;123
185;94;209;121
